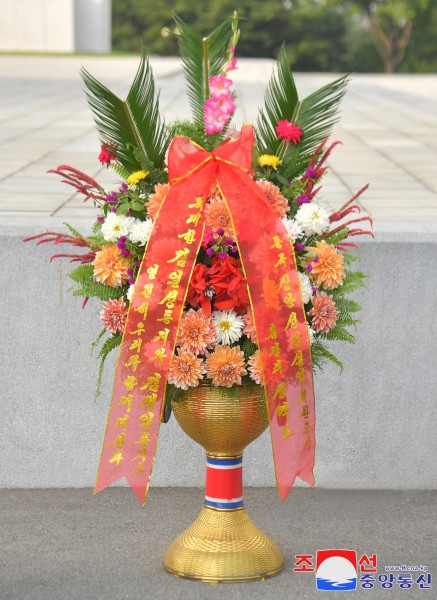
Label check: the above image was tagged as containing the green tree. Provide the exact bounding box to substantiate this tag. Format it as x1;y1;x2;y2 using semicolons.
329;0;430;73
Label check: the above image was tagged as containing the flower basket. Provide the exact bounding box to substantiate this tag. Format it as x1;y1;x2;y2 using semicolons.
25;12;373;583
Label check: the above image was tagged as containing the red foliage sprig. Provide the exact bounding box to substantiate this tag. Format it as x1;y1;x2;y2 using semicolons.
48;165;106;205
23;231;100;264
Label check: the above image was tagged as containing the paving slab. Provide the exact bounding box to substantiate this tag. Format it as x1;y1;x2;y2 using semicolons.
1;488;436;600
0;56;436;226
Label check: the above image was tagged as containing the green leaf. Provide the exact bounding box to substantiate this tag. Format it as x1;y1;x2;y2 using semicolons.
95;333;122;399
256;46;349;178
322;325;356;344
81;47;171;172
110;161;131;180
256;46;298;153
311;341;343;372
324;228;349;245
63;222;83;238
175;15;232;135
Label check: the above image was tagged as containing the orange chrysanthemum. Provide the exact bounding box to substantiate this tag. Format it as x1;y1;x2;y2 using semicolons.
308;291;338;334
177;308;217;354
309;240;345;290
243;308;257;343
256;179;289;218
248;350;263;384
168;348;206;390
146;183;170;220
206;345;246;387
100;297;128;334
204;197;235;238
92;244;130;288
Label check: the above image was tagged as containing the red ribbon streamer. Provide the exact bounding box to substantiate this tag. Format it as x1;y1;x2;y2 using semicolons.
95;125;315;504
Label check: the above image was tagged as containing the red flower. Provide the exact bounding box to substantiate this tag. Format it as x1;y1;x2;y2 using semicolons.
98;144;115;166
276;120;303;145
187;264;212;315
207;255;249;312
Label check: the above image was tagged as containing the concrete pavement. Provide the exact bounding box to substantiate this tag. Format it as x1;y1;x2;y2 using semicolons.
1;488;436;600
1;56;437;227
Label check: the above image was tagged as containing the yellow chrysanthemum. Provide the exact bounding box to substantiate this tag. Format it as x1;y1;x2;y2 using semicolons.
127;170;149;185
258;154;282;170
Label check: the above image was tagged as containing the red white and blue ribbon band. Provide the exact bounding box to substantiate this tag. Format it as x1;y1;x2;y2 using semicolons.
205;456;243;509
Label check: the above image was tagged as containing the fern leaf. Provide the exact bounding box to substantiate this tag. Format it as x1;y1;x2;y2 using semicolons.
95;333;122;399
323;326;356;344
69;264;94;283
324;228;349;245
175;15;232;133
110;161;131;180
311;341;344;372
63;222;84;238
81;48;171;172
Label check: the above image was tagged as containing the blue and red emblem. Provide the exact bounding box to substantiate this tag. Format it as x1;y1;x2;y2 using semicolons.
204;456;243;509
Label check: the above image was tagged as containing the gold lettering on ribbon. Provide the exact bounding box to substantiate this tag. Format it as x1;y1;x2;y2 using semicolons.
118;394;133;412
124;354;140;371
139;283;154;298
147;264;159;279
167;248;190;267
270;236;283;249
157;309;173;324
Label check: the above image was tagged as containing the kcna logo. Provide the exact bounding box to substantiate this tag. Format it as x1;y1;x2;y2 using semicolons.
316;549;358;591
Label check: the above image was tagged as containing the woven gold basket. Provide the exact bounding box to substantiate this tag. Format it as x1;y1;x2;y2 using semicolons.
163;380;284;583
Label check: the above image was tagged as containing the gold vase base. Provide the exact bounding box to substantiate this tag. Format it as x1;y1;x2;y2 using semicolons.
163;505;284;583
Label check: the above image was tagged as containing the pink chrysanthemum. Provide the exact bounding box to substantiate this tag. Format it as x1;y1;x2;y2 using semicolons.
100;297;128;334
204;197;235;238
256;179;289;218
243;308;257;343
308;291;338;334
247;350;263;384
146;183;170;220
168;348;206;390
206;345;246;387
276;120;303;145
177;308;217;354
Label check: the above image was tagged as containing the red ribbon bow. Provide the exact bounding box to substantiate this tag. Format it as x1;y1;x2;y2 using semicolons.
95;125;315;504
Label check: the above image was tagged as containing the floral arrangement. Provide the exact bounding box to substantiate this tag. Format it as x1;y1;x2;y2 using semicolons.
25;13;372;409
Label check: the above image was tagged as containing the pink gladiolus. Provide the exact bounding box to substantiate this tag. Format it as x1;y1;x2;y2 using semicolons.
223;58;238;73
204;95;235;134
209;75;232;98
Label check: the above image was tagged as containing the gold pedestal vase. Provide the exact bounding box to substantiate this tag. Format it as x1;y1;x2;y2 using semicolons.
163;380;284;583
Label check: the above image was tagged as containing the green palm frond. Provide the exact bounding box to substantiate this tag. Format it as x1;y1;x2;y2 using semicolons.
175;15;232;135
81;48;171;172
256;47;349;178
256;46;298;153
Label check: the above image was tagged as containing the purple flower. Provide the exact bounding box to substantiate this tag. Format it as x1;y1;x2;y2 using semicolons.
225;238;234;246
206;248;215;257
218;251;228;260
295;242;304;251
111;208;117;213
231;245;238;253
136;259;141;267
311;286;318;292
306;168;316;179
127;269;134;276
305;264;313;272
128;278;135;285
117;239;125;249
313;257;319;263
121;248;130;258
296;194;309;205
120;183;128;191
97;216;104;223
216;227;225;236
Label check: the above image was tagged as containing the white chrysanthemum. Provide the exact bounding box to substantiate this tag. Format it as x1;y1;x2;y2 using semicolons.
298;272;313;304
295;203;330;236
126;284;135;302
313;196;333;215
128;218;153;246
281;217;303;243
101;213;134;242
212;309;244;346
